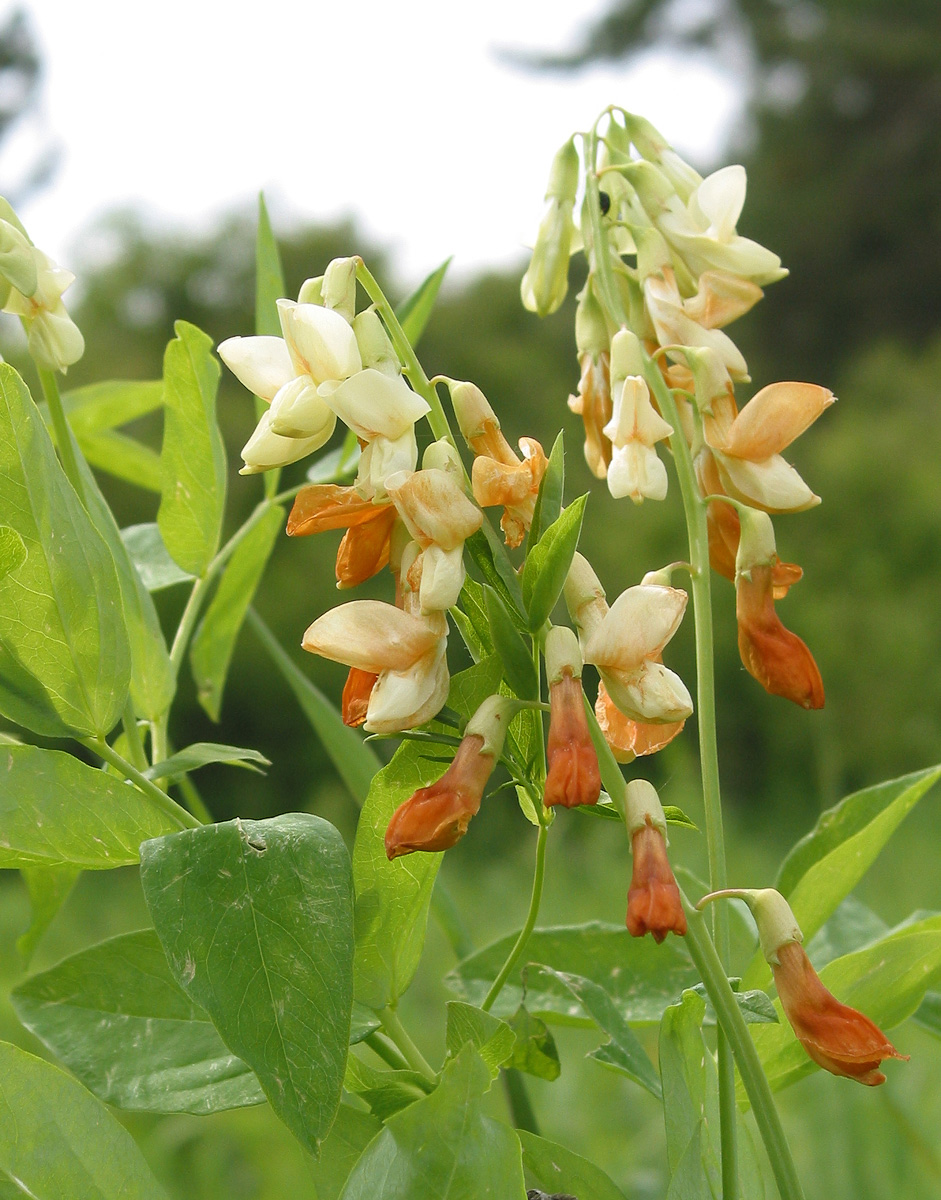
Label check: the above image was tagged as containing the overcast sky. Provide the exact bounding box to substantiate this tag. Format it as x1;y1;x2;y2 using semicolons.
5;0;741;287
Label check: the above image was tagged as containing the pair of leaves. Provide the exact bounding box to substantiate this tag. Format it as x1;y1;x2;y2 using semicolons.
54;378;164;492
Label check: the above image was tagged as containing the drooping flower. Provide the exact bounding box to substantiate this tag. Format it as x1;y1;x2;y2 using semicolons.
450;380;546;547
302;599;448;733
699;888;907;1086
735;509;824;709
384;694;513;858
543;626;601;809
625;780;686;942
594;681;685;764
287;483;396;588
568;279;612;479
602;330;673;504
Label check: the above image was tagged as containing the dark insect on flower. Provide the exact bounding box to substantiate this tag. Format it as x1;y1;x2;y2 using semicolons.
598;190;611;216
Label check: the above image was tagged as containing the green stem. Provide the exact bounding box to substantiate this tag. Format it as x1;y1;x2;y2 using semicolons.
37;366;84;499
481;822;548;1012
364;1031;411;1072
120;704;149;772
176;771;214;824
683;901;805;1200
354;259;452;443
82;737;200;830
380;1008;437;1085
584;127;738;1199
503;1068;540;1135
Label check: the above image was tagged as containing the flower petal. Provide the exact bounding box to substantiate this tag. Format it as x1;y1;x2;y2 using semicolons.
716;451;820;513
302;600;439;672
724;383;835;460
278;300;362;384
320;368;430;440
365;639;450;733
585;583;687;669
218;335;293;402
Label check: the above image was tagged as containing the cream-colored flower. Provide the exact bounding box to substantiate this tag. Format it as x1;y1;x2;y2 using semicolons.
602;331;673;504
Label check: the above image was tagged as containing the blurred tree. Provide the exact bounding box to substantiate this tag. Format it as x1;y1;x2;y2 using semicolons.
0;8;57;202
523;0;941;382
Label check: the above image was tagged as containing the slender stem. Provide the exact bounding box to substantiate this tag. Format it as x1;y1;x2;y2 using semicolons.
380;1008;437;1084
682;901;805;1200
120;704;149;772
503;1068;540;1134
37;366;85;498
82;737;200;830
584;127;739;1198
354;259;453;443
364;1031;411;1072
481;822;549;1012
176;771;214;824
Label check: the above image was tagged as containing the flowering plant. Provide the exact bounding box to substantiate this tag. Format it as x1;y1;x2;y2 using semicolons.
0;106;938;1200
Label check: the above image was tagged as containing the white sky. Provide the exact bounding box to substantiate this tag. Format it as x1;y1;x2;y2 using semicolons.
6;0;741;287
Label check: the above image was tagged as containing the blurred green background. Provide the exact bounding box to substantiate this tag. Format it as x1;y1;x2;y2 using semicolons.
1;1;940;1196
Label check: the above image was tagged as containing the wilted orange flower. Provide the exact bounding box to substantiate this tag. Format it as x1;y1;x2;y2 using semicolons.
595;681;685;764
545;671;601;808
626;816;686;943
737;560;823;709
385;734;494;858
773;942;908;1086
341;667;377;727
568;351;612;480
288;483;396;587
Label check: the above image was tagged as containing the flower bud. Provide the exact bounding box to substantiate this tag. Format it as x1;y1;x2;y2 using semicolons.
352;309;400;375
521;139;579;317
698;888;907;1085
625;780;686;942
322;256;357;323
297;275;324;305
0;217;37;297
239;410;331;475
27;309;85;372
544;628;601;809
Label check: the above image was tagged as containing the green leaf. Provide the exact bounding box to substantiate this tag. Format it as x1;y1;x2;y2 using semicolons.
506;1004;560;1080
340;1047;526;1200
658;991;713;1199
352;658;499;1010
0;1040;169;1199
747;764;941;988
396;257;452;346
121;522;195;590
522;494;587;632
0;523;26;580
11;929;266;1114
157;320;226;576
59;378;164;434
255;192;286;337
526;430;564;550
0;363;131;736
147;741;271;783
344;1055;432;1121
447;921;697;1024
445;1001;516;1077
306;435;360;484
484;585;537;698
689;982;779;1026
750;912;941;1095
453;576;494;661
247;607;381;805
530;965;662;1098
466;522;527;621
16;865;79;963
191;508;281;721
913;990;941;1039
71;451;174;722
0;744;183;868
518;1129;628;1200
309;1104;382;1200
79;428;163;491
350;1002;382;1044
140;813;354;1155
663;805;699;831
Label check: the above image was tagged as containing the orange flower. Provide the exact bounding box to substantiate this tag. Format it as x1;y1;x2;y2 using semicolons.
626;817;687;943
341;667;377;727
567;351;612;480
773;941;908;1086
595;681;685;764
288;483;396;587
545;671;601;808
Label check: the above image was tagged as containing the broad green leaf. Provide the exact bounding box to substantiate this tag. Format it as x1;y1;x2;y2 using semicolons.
11;929;266;1114
255;191;286;337
157;320;225;576
0;744;183;868
147;741;271;783
352;657;500;1010
191;505;283;720
484;584;537;697
690;983;778;1026
518;1130;627;1200
447;653;503;724
344;1055;432;1121
309;1104;382;1200
396;256;452;346
803;895;887;968
247;607;380;805
522;493;587;632
453;576;494;661
506;1004;561;1080
526;430;564;550
0;363;131;736
0;1041;169;1199
658;991;712;1198
121;522;195;590
340;1047;526;1200
71;448;174;721
913;990;941;1039
79;428;163;491
531;965;661;1098
0;524;26;580
350;1002;382;1044
747;764;941;988
16;864;80;963
447;921;697;1024
59;378;164;434
750;912;941;1095
466;522;526;621
445;1001;516;1077
140;813;354;1154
